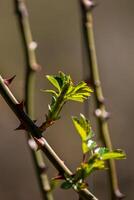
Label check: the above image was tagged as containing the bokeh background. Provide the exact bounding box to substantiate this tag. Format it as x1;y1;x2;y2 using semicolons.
0;0;134;199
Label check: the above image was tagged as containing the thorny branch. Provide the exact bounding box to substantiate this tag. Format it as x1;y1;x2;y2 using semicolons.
0;74;98;200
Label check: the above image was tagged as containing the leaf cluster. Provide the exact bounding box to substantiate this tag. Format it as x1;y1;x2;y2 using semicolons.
41;72;126;192
42;72;93;121
52;113;126;191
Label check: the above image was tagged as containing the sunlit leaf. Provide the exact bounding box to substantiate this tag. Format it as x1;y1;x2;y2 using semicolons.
60;181;73;190
46;75;61;92
72;114;95;153
95;148;126;160
50;179;61;191
66;81;93;102
42;89;58;97
87;140;97;150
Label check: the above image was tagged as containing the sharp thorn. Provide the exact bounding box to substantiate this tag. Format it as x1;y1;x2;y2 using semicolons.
31;63;42;71
16;101;24;110
52;174;64;181
14;122;26;131
114;189;125;199
4;75;16;86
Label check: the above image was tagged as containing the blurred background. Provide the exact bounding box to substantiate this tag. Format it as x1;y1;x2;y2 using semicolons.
0;0;134;199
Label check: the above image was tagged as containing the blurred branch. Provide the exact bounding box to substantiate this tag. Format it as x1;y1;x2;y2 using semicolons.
0;74;98;200
79;1;124;199
14;0;53;199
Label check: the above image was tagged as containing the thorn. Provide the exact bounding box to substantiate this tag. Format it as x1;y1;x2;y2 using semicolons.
14;122;26;131
114;190;125;199
52;174;64;181
4;75;16;86
16;101;24;110
31;63;42;71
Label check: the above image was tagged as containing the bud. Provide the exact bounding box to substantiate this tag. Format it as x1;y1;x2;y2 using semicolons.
4;75;16;86
82;0;95;11
28;138;38;150
94;109;111;121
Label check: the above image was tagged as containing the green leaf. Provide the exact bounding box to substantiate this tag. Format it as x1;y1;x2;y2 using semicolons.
72;114;93;141
46;75;61;92
67;96;85;102
80;155;106;177
66;81;93;102
72;114;95;153
54;76;64;88
87;140;97;150
50;179;61;190
43;72;93;125
72;117;88;141
60;181;73;190
42;89;58;97
82;142;90;154
95;147;109;156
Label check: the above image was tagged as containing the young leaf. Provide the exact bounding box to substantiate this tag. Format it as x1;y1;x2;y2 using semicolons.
72;114;95;154
66;81;93;102
60;181;73;190
50;179;61;191
41;72;93;124
46;75;61;93
95;148;126;160
42;89;58;97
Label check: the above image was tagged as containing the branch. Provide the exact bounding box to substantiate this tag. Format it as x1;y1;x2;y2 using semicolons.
79;1;125;199
0;74;98;200
14;0;53;199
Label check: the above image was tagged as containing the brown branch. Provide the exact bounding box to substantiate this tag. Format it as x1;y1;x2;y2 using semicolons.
0;74;98;200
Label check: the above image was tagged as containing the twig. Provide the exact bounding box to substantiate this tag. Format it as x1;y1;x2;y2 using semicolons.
0;75;98;200
14;0;53;199
79;1;124;199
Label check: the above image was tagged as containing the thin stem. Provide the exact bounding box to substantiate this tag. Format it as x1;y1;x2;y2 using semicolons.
40;83;70;131
14;0;53;199
0;74;98;200
79;1;124;199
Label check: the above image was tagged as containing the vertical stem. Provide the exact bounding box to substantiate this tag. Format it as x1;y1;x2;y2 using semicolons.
79;1;124;199
14;0;53;199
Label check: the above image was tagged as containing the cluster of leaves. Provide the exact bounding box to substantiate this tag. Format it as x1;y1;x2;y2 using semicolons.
42;72;126;192
60;114;126;190
42;71;93;121
72;114;96;154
